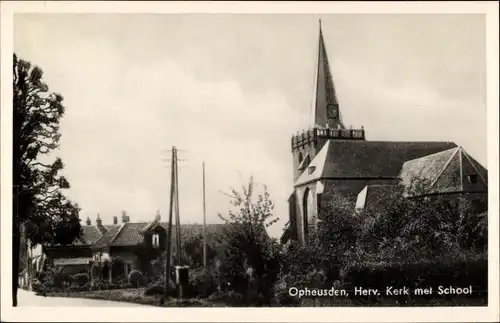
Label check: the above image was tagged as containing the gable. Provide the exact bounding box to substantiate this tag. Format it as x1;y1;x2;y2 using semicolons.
461;150;488;192
94;225;121;246
400;147;488;197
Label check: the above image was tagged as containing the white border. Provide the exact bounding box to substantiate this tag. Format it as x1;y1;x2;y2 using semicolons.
1;1;499;322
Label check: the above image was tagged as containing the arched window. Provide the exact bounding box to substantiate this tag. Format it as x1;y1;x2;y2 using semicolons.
298;152;304;164
303;188;314;243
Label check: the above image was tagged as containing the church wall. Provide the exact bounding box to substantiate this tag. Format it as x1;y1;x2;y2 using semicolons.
294;178;399;245
320;178;399;207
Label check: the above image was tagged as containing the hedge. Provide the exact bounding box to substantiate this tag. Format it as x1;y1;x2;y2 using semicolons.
340;253;487;298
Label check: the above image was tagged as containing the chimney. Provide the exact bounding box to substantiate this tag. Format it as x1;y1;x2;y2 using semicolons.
96;214;107;234
155;210;161;222
96;214;102;227
121;210;130;224
86;216;91;226
113;216;118;225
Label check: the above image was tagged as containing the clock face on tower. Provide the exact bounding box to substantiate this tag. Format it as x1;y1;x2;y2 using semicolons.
327;104;339;119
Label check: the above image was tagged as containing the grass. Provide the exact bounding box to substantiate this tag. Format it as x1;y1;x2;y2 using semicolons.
48;288;225;307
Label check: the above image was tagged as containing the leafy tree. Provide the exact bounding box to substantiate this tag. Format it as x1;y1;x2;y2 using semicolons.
216;177;281;305
12;54;82;306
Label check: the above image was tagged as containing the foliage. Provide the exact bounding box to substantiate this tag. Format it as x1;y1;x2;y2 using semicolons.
128;270;147;288
339;252;487;303
187;268;219;298
144;279;176;297
12;54;82;305
215;177;281;305
13;54;82;246
71;273;90;287
276;179;488;305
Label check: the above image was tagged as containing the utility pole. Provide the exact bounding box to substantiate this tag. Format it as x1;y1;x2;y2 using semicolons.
163;146;176;302
173;147;183;301
174;147;181;267
202;161;207;271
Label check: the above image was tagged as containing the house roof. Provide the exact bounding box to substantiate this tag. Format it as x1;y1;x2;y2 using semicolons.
80;225;106;244
400;146;488;196
98;221;230;247
295;140;457;186
93;225;122;246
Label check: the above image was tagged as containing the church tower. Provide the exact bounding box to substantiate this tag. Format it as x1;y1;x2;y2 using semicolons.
291;21;366;181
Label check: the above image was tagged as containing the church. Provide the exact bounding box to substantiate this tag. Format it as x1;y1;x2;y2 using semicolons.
282;23;488;246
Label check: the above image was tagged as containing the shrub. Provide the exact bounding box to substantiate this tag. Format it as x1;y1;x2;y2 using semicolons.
340;253;488;300
144;279;176;297
128;270;145;287
215;177;281;306
188;268;218;298
71;273;90;287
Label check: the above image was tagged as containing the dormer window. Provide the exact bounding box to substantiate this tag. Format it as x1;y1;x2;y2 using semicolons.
467;174;478;184
152;234;160;248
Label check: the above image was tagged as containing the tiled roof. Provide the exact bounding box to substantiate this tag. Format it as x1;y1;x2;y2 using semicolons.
105;221;230;247
111;222;148;246
72;225;108;245
82;226;106;244
295;140;457;186
400;147;488;196
94;225;122;246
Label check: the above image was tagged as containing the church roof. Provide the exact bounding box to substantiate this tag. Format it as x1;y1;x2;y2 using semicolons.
295;140;457;186
400;146;488;197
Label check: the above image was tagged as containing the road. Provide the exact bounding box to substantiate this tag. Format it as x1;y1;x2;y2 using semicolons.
17;289;150;307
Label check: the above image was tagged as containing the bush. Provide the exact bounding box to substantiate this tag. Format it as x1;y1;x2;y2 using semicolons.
71;273;90;287
144;279;176;297
188;268;218;298
128;270;147;287
340;253;488;300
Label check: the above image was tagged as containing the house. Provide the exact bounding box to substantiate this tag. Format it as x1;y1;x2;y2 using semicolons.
40;212;229;282
282;23;488;246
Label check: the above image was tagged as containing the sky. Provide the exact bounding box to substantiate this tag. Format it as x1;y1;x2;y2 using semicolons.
14;14;487;238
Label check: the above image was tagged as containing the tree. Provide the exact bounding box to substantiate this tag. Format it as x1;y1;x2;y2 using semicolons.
13;54;82;306
216;177;281;305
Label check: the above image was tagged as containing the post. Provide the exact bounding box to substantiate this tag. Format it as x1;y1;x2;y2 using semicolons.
174;148;181;267
202;161;207;271
163;146;176;302
174;148;182;302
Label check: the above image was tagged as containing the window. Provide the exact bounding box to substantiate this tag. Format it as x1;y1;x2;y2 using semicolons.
467;174;478;184
307;166;316;175
152;234;160;248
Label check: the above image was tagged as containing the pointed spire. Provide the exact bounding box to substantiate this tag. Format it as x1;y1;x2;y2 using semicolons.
312;20;344;130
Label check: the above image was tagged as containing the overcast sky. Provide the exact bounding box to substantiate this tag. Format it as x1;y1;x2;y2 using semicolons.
14;14;486;237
